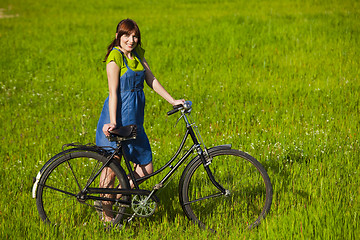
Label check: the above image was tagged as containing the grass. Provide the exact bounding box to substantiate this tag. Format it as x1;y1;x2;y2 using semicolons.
1;0;359;239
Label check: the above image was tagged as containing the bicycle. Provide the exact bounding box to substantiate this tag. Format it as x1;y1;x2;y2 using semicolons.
32;101;273;231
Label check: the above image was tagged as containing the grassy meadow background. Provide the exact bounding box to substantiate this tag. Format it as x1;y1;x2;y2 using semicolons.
1;0;359;239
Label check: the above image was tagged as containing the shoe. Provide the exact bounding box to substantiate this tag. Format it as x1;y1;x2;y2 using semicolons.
94;200;103;220
103;221;124;232
95;200;125;231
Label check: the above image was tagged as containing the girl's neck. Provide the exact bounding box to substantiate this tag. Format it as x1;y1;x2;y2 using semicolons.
118;47;133;59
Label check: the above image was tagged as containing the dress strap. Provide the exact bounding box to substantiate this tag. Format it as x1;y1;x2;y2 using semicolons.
112;47;129;69
132;50;142;63
112;47;143;69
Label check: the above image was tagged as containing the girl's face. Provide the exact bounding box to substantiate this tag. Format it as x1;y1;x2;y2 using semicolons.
119;32;139;53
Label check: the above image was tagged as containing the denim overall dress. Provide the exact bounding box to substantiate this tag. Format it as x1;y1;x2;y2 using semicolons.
95;48;152;165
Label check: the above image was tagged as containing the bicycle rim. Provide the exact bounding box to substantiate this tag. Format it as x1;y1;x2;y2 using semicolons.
36;150;130;227
180;149;272;231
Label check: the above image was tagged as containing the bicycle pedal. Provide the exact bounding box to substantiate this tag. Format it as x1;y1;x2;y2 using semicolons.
127;214;136;223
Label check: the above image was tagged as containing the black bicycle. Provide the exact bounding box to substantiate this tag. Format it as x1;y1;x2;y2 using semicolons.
33;101;273;231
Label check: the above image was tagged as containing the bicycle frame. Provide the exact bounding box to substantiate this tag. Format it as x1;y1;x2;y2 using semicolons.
84;108;227;206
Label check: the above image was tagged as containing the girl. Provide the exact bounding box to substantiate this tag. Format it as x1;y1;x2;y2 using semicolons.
96;19;184;223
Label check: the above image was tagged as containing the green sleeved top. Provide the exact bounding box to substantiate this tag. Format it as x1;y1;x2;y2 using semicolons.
106;46;145;77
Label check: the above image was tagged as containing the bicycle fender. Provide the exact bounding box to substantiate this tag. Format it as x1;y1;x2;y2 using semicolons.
194;144;232;163
207;144;232;153
32;171;42;199
32;146;109;199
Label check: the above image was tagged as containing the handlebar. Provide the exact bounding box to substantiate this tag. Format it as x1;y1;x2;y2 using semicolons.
167;101;192;116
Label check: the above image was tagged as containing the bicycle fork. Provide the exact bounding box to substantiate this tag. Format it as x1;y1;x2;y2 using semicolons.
197;146;228;196
186;113;228;196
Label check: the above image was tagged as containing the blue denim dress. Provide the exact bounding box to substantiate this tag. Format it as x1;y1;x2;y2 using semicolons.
96;48;152;165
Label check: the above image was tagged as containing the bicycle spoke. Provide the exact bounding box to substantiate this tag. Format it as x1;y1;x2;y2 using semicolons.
66;159;82;192
183;192;224;205
42;183;77;197
85;158;103;188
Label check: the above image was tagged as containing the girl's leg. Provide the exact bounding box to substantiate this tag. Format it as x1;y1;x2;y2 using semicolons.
128;162;153;188
99;160;153;221
134;162;153;177
99;154;121;222
99;167;116;222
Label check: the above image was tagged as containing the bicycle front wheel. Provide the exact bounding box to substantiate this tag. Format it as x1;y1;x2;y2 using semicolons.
35;150;130;227
179;148;272;231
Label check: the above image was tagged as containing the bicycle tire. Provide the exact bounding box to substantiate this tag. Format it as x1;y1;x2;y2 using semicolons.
179;148;272;231
35;150;130;227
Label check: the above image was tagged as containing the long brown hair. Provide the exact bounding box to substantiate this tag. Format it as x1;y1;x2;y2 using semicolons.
104;19;142;61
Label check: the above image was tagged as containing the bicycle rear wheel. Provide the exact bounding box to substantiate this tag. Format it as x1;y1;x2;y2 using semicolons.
179;148;272;231
35;150;130;227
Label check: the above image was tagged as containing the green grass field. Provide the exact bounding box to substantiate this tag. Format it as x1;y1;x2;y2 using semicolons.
1;0;359;239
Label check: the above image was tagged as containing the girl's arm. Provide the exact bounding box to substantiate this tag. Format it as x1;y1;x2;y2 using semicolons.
102;61;120;136
143;58;184;106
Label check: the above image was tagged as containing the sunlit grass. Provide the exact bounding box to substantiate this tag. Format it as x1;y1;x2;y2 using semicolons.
1;0;359;239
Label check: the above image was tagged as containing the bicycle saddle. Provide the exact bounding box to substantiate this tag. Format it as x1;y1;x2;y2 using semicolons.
107;125;137;142
109;125;137;137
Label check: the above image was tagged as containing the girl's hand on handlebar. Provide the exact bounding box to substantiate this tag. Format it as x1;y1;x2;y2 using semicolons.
102;123;116;137
172;99;185;106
